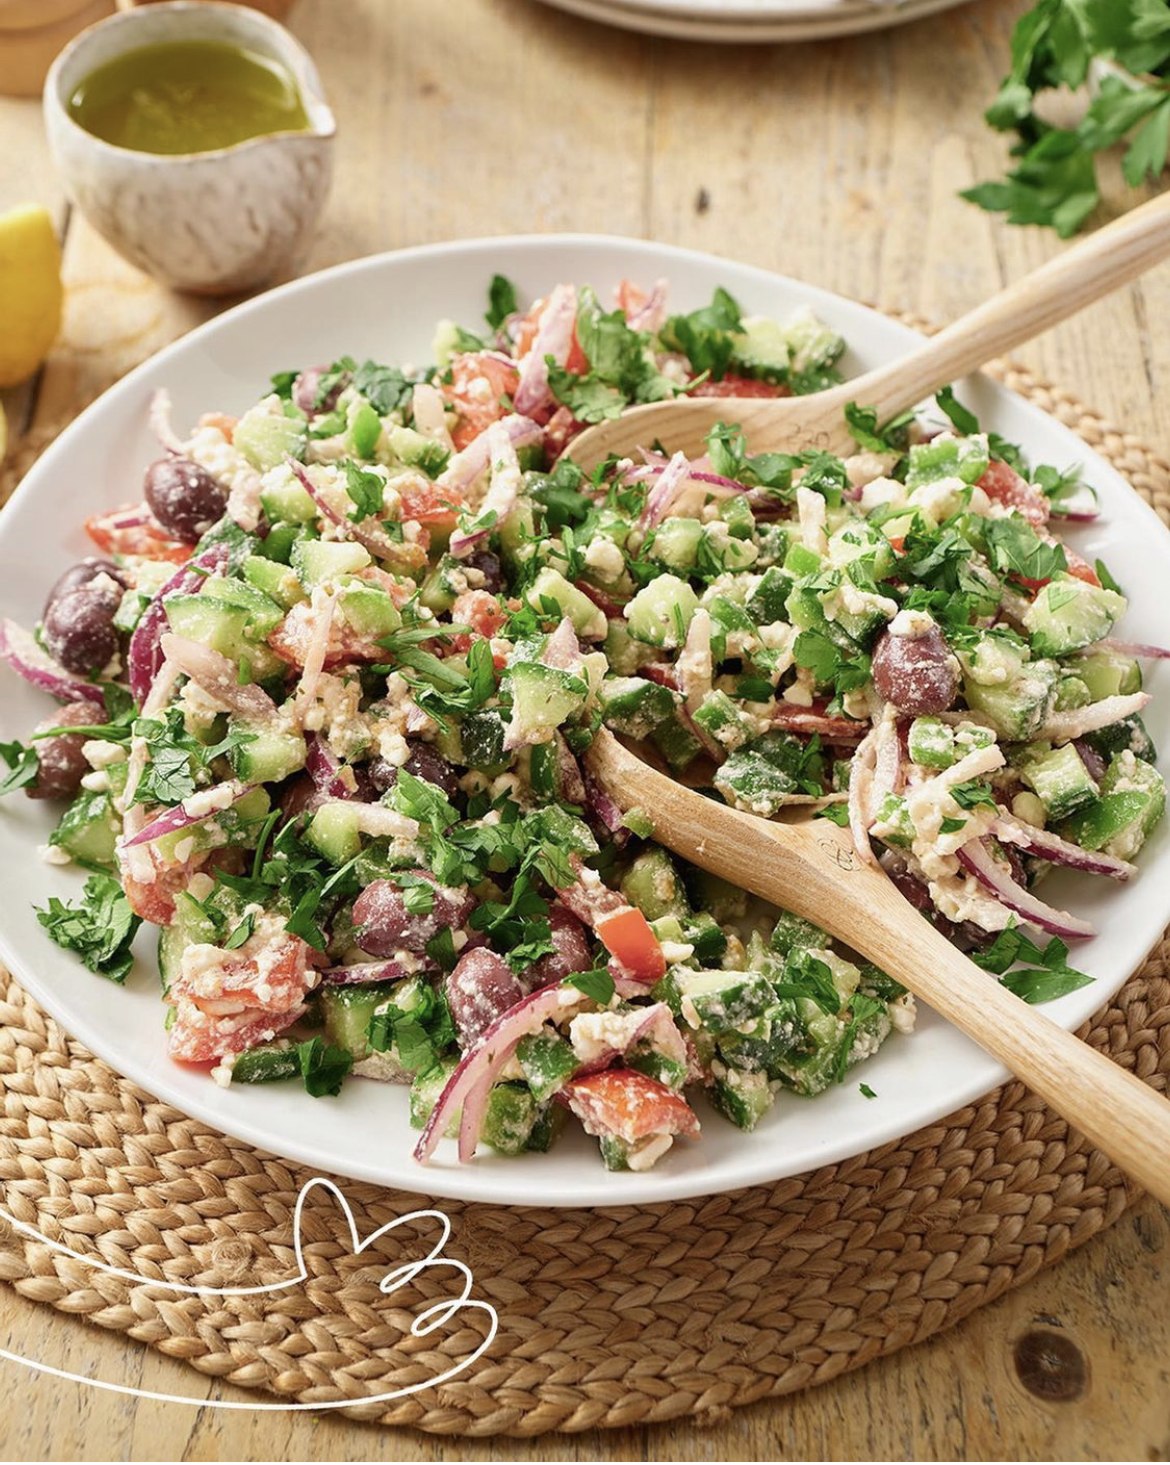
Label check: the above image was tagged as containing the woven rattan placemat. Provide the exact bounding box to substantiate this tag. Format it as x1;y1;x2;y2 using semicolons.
0;359;1167;1437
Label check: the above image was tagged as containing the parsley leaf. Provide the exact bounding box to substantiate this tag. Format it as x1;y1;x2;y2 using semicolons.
984;515;1067;582
660;287;744;379
343;459;386;522
845;401;913;454
860;1082;878;1099
814;802;852;827
563;966;615;1005
224;912;255;950
36;873;141;983
0;738;39;797
951;780;998;810
971;923;1094;1005
935;385;981;436
295;1037;353;1097
486;273;519;331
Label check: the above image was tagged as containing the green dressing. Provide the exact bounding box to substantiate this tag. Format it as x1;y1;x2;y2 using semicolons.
67;39;310;156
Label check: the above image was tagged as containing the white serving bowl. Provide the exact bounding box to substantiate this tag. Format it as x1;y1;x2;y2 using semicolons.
0;235;1166;1205
43;0;335;294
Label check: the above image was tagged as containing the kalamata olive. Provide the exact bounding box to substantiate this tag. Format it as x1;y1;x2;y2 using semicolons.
871;626;959;715
367;740;460;801
144;457;228;543
25;701;97;801
464;550;503;595
43;558;126;619
280;774;325;821
292;365;344;416
446;947;523;1046
42;586;120;676
520;904;593;990
353;871;474;956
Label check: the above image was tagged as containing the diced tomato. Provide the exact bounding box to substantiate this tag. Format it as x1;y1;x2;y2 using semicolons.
398;475;461;530
167;1003;306;1064
544;404;584;458
198;412;237;442
268;602;383;670
595;906;666;983
616;280;649;320
120;851;206;925
450;589;507;650
1064;547;1101;586
441;352;521;452
562;1068;700;1142
977;459;1049;529
169;933;316;1016
689;375;789;399
86;507;192;563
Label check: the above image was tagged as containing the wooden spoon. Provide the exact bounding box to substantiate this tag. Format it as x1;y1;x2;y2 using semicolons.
586;729;1170;1206
566;190;1170;470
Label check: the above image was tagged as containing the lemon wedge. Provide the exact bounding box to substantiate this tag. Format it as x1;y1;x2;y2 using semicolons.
0;204;63;389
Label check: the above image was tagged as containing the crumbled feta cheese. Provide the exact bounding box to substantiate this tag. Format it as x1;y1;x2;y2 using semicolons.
39;843;71;866
583;536;625;581
83;739;127;770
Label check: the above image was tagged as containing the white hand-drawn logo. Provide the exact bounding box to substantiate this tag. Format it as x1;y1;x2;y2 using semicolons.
0;1178;498;1410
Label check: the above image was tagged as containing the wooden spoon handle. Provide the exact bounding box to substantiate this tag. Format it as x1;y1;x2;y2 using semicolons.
848;189;1170;424
586;732;1170;1205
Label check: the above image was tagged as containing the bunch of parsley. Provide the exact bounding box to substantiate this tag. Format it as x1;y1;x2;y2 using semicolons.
965;0;1170;236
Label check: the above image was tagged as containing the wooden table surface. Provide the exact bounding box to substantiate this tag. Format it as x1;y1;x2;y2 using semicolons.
1;0;1168;1458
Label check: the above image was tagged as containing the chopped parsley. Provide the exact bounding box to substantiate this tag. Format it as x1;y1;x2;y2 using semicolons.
563;966;616;1005
295;1037;353;1097
971;923;1094;1005
36;873;141;984
0;738;39;797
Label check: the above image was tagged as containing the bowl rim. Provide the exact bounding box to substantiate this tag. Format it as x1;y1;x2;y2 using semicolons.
1;231;1167;1206
43;0;336;165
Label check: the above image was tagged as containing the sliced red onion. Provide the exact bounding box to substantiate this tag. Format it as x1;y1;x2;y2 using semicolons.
126;780;256;846
319;959;435;985
570;1001;686;1078
306;733;355;800
1075;638;1170;661
1046;485;1099;521
158;632;278;722
127;543;230;704
638;663;679;690
1074;738;1107;783
287;459;403;562
0;618;107;705
583;765;628;837
1040;691;1150;743
573;579;627;619
871;715;902;806
311;798;420;840
414;984;582;1164
991;814;1135;881
847;726;878;865
543;615;585;673
956;838;1095;939
437;412;543;496
449;419;521;558
149;388;187;456
291;591;336;720
554;733;588;806
640;451;691;528
622;278;668;334
410;382;454;452
513;283;578;417
107;504;156;531
773;705;868;742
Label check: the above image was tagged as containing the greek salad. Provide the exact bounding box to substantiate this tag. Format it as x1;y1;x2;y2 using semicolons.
1;275;1164;1173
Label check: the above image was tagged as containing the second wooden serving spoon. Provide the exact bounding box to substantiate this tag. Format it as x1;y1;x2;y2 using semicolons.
566;189;1170;470
585;729;1170;1206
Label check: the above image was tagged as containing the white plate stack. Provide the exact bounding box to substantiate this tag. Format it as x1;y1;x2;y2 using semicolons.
533;0;974;43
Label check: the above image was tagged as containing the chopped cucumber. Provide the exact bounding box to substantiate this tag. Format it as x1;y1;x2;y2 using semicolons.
525;567;607;641
599;675;676;739
290;538;372;589
49;789;119;868
710;1067;775;1132
321;983;388;1061
620;848;691;922
242;554;306;610
516;1032;579;1104
1024;576;1125;656
624;574;699;648
963;660;1059;741
670;968;776;1032
647;517;702;572
260;474;317;525
1019;742;1098;819
234;405;307;470
228;723;307;784
508;662;588;740
164;595;249;656
691;690;754;752
200;576;285;638
338;583;402;639
1061;751;1165;861
1077;651;1141;701
459;709;509;772
234;1045;301;1083
905;433;989;489
744;566;794;625
907;716;955;769
305;801;362;865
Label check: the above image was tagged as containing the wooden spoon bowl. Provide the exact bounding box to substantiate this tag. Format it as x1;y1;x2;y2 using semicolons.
566;190;1170;470
586;728;1170;1205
